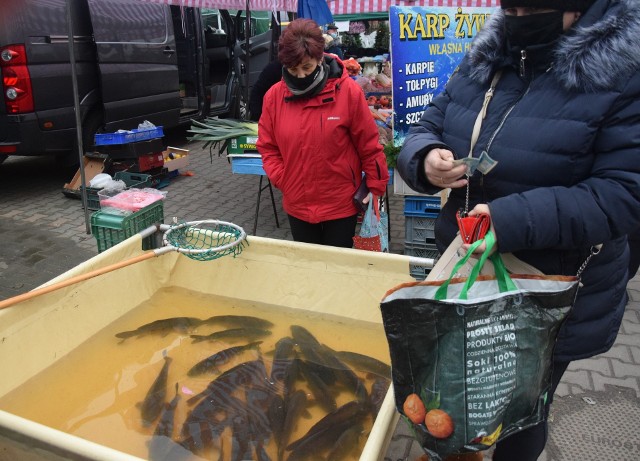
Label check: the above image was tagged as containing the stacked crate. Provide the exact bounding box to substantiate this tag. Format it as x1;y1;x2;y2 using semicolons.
404;195;441;280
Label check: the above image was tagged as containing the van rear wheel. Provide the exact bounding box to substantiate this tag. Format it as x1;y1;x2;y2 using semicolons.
58;111;105;170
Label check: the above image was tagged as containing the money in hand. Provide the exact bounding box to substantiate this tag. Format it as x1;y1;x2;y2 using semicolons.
476;151;498;175
452;157;480;175
452;151;498;175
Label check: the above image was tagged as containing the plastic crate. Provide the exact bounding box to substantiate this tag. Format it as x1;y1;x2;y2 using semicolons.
82;186;102;211
404;241;439;281
94;126;164;146
229;155;265;175
94;138;164;159
113;171;153;188
91;201;164;253
404;196;441;217
405;215;436;245
393;171;427;196
136;152;164;172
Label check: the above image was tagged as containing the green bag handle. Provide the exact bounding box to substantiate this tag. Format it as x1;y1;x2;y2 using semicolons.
435;231;517;300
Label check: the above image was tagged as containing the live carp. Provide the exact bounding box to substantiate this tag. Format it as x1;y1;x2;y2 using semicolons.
187;341;263;376
139;355;172;427
190;327;272;344
115;317;203;339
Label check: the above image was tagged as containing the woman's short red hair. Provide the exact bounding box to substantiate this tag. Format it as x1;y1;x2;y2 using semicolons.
278;18;325;68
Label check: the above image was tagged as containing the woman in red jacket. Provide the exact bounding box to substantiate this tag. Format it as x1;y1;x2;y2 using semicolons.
257;18;389;248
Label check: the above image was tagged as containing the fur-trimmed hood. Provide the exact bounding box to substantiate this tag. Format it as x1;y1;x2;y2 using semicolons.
468;0;640;91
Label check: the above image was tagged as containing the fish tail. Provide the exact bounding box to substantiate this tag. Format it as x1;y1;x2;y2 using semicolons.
115;331;135;339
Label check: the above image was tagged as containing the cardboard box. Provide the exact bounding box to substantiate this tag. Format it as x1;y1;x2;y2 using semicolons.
228;135;258;155
62;156;107;193
162;146;189;172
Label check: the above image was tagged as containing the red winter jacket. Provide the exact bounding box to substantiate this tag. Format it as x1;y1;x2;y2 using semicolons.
257;55;389;224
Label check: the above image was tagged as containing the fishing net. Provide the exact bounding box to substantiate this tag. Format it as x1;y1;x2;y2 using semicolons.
163;220;247;261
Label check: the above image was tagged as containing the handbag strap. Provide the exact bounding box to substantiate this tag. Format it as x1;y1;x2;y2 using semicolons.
367;193;380;222
434;231;517;301
469;70;503;157
463;70;503;214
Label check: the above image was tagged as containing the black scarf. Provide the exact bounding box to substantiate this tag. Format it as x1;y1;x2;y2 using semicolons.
282;61;330;100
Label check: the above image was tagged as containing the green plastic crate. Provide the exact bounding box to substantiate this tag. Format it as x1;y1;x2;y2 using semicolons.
90;201;164;253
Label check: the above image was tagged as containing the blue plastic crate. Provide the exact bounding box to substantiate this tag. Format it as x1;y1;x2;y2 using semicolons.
94;126;164;146
405;215;436;245
229;156;266;175
404;196;440;217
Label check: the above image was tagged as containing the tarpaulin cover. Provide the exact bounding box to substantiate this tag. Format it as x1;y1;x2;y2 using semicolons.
0;234;415;460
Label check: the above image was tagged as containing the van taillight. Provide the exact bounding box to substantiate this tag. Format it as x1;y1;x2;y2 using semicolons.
1;44;34;114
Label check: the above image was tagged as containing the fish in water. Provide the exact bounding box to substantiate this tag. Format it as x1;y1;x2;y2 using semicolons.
203;315;274;330
153;382;180;438
315;345;369;403
369;376;391;417
148;383;185;461
333;350;391;378
269;337;295;384
267;394;285;447
190;328;272;344
187;359;272;405
290;325;337;385
297;359;337;413
327;424;363;461
286;400;368;456
187;341;263;376
278;389;309;461
115;317;203;339
139;354;172;427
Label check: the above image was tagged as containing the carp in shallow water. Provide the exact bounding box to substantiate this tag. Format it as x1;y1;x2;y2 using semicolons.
190;327;272;344
115;317;203;339
203;315;274;330
139;355;172;427
187;341;263;376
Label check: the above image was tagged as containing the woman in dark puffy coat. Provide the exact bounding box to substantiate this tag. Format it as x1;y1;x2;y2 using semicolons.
397;0;640;459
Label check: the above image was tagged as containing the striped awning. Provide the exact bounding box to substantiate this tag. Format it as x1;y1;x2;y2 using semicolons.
139;0;499;15
139;0;298;11
328;0;501;15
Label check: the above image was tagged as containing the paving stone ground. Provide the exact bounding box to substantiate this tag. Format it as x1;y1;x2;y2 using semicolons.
0;126;637;461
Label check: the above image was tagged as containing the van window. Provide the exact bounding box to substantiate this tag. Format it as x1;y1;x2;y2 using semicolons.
233;10;272;40
201;8;231;34
88;0;169;44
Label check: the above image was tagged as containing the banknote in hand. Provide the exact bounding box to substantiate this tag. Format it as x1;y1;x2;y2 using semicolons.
452;157;480;175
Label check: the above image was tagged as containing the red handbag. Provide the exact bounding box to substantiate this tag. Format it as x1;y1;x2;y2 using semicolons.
456;210;490;244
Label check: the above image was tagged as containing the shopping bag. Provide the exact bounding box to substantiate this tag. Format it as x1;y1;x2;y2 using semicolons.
380;232;579;460
353;194;388;252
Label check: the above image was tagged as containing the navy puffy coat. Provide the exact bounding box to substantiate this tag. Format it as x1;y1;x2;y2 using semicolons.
397;0;640;361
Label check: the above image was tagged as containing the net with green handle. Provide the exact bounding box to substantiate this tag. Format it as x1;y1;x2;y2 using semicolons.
163;219;247;261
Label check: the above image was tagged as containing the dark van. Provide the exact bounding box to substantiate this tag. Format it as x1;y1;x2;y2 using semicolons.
0;0;278;165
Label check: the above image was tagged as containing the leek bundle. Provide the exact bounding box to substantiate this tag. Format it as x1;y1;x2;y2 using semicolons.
188;117;258;157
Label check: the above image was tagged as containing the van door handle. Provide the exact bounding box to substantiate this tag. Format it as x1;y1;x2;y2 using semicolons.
163;47;175;56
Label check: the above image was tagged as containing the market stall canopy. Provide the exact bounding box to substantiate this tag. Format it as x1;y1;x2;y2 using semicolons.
140;0;297;11
328;0;500;16
297;0;334;25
